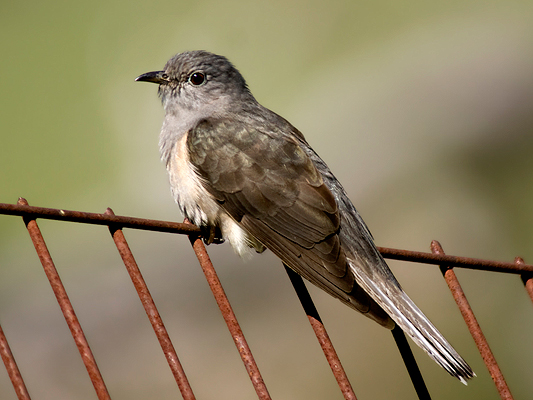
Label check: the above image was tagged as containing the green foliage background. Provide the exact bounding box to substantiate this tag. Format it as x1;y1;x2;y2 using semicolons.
1;1;532;399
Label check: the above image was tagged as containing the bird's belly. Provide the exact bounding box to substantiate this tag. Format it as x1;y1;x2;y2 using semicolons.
167;135;256;256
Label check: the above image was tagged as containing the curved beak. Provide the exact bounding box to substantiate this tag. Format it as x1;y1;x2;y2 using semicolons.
135;70;168;84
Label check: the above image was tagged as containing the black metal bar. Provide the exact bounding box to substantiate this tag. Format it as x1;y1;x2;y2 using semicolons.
391;326;431;400
284;265;358;400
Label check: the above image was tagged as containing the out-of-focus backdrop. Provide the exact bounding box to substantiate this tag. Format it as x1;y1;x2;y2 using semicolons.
1;1;532;399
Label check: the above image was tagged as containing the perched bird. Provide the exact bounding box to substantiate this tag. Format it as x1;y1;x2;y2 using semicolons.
136;50;474;383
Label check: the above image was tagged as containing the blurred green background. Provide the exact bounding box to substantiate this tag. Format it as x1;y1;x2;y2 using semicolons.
1;0;533;399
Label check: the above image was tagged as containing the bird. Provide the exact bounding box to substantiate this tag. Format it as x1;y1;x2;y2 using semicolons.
136;50;474;384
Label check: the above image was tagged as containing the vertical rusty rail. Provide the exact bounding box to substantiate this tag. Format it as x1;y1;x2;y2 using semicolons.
431;240;513;400
187;226;271;400
390;326;431;400
0;324;31;400
17;198;111;400
105;209;196;400
516;257;533;304
2;201;532;399
284;265;358;400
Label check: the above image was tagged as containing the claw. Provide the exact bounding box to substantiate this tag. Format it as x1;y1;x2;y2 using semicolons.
201;225;225;245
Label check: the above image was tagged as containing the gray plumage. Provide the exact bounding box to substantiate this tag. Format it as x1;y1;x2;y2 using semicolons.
136;50;474;383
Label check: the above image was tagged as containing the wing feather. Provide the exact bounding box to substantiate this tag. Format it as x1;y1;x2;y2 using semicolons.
187;118;393;327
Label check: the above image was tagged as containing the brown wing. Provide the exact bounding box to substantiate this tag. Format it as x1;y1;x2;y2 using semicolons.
187;118;391;325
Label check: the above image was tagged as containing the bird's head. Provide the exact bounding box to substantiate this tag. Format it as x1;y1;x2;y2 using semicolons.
136;50;253;118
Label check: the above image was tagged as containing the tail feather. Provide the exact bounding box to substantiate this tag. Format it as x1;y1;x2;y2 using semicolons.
350;259;475;384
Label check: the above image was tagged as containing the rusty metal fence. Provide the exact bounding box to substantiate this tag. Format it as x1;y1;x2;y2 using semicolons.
1;198;532;400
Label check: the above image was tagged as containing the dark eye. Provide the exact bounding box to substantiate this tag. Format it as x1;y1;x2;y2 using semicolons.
189;72;206;86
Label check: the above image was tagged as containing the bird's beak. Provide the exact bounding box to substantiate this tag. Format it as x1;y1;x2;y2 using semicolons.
135;70;168;84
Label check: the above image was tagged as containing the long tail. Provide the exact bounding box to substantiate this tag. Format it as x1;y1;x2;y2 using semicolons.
350;258;475;384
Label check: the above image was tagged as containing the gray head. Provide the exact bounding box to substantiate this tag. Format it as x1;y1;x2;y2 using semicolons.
136;51;255;117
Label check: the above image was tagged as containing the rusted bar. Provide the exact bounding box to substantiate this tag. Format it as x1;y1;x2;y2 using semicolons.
0;201;200;235
186;223;271;400
391;326;431;400
17;198;111;400
105;208;196;400
2;202;532;275
378;246;533;274
284;265;358;400
516;257;533;305
0;324;31;400
432;240;513;400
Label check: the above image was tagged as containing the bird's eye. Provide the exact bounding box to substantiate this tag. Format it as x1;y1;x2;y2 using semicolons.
189;72;206;86
161;73;169;80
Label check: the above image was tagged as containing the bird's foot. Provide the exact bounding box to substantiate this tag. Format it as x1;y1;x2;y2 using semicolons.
201;225;225;245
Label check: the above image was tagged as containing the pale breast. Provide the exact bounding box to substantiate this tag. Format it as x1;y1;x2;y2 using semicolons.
167;134;220;226
167;133;263;258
